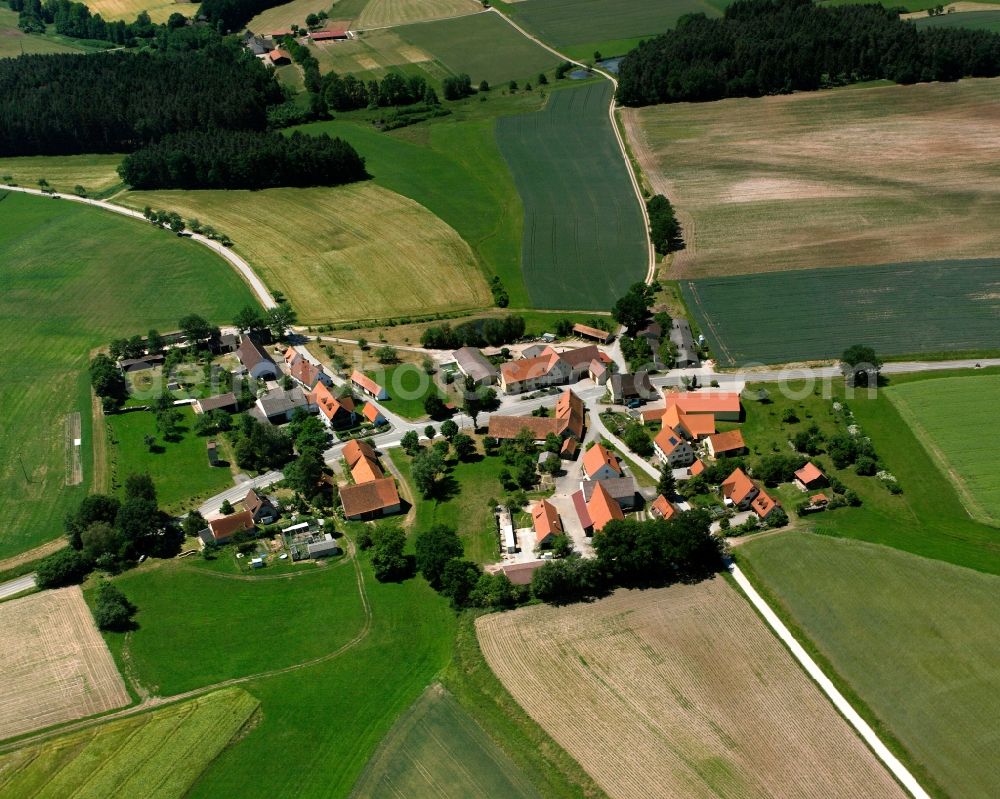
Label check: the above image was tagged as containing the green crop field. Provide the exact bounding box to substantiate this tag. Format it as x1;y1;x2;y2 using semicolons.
506;0;728;55
0;191;255;560
0;8;92;56
105;407;234;514
887;375;1000;524
682;259;1000;366
739;532;1000;799
913;9;1000;31
350;683;541;798
497;81;648;309
0;688;259;799
0;154;124;197
104;558;366;696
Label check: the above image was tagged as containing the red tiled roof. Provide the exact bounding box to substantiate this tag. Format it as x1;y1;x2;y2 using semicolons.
343;439;376;468
572;323;611;342
560;437;578;457
663;405;716;439
501;560;545;586
654;428;687;455
208;510;255;541
351;370;385;397
339;477;399;517
751;489;780;518
651;494;677;520
810;493;830;505
310;382;352;422
531;499;563;538
290;358;321;387
708;429;745;455
284;348;301;365
351;455;384;484
559;345;603;369
500;351;561;385
311;29;348;39
583;443;621;479
555;389;584;439
721;468;757;505
795;462;825;485
588;481;624;532
664;390;742;416
572;489;592;530
362;403;383;423
690;458;706;476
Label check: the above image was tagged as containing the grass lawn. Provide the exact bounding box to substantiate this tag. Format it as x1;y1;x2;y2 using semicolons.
103;557;367;696
120;185;490;325
886;374;1000;525
0;190;255;560
683;259;1000;365
0;688;259;798
105;407;234;515
496;81;648;309
349;682;542;798
0;153;124;198
628;78;1000;280
390;448;503;563
738;531;1000;799
371;363;446;420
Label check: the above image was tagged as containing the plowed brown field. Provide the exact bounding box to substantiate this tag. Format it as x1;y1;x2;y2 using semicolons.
477;578;906;799
0;587;130;741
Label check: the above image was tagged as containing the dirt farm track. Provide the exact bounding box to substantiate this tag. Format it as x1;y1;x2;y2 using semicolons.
0;587;129;742
477;579;907;799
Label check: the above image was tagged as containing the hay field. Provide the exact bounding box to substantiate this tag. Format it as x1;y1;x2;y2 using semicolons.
0;587;129;742
887;375;1000;524
250;0;352;35
625;78;1000;279
0;688;259;798
0;154;123;197
682;258;1000;365
740;532;1000;799
308;27;450;82
477;579;905;799
497;82;648;309
121;185;491;323
349;683;541;799
85;0;195;22
356;0;481;29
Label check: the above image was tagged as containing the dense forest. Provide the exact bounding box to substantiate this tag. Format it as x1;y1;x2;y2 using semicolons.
0;45;282;155
617;0;1000;105
322;70;439;111
118;130;367;189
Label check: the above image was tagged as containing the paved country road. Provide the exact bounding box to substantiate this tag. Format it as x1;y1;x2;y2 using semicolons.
0;574;37;601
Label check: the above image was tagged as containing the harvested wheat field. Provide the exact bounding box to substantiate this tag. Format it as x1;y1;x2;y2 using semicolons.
121;185;490;323
86;0;195;23
0;587;129;742
477;579;905;799
356;0;481;30
623;77;1000;278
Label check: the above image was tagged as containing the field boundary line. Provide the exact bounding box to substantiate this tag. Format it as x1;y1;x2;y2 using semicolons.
0;184;276;310
352;7;489;33
728;563;930;799
488;8;657;288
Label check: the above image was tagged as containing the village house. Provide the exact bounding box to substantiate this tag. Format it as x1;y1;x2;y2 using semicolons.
309;382;356;429
706;429;747;459
582;442;622;481
252;385;311;424
286;350;333;390
658;404;716;440
578;481;624;534
721;468;759;510
498;345;609;394
343;439;377;469
751;488;781;520
351;370;388;400
531;499;563;548
653;428;696;468
609;371;655;404
670;319;700;368
453;346;497;386
664;389;742;421
572;323;612;344
339;478;401;520
237;338;279;381
351;452;384;484
488;389;584;445
199;510;255;547
794;462;827;491
362;403;387;426
580;476;639;511
650;494;678;520
244;489;278;525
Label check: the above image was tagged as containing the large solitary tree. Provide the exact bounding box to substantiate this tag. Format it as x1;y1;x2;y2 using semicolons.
841;344;882;387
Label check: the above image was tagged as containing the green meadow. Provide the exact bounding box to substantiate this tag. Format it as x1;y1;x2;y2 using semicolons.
913;9;1000;33
0;191;255;560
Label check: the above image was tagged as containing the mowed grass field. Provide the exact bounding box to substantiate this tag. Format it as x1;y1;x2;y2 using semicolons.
85;0;195;23
887;375;1000;524
682;258;1000;365
913;8;1000;30
0;587;129;742
739;532;1000;799
0;191;255;560
105;407;234;514
121;185;490;324
0;154;123;197
478;580;906;799
349;683;542;799
497;81;648;309
356;0;481;29
625;78;1000;279
0;8;90;56
0;688;259;798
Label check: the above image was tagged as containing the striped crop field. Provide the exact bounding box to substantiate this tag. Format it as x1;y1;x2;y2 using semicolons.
913;9;1000;32
0;688;260;798
887;374;1000;524
496;81;648;310
682;259;1000;365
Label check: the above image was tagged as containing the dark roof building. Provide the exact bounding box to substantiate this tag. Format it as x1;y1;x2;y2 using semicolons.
237;338;279;380
609;371;655;403
670;319;699;368
197;393;238;414
453;346;497;385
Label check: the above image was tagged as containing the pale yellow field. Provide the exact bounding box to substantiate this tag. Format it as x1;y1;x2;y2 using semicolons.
624;77;1000;278
248;0;339;35
478;579;906;799
86;0;196;23
121;185;491;323
0;587;130;742
355;0;481;29
308;28;450;80
0;154;123;196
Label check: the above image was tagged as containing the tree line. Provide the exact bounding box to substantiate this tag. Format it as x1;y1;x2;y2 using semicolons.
420;315;526;349
118;129;367;190
617;0;1000;106
322;69;440;112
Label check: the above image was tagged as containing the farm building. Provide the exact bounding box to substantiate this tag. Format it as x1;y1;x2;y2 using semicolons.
664;390;742;421
207;440;219;466
661;405;716;440
573;323;612;344
237;338;279;380
488;389;584;443
653;428;696;468
531;499;563;548
453;346;497;386
196;393;238;415
794;462;827;491
499;345;609;394
351;370;388;400
650;494;678;520
581;477;639;511
119;354;164;373
310;28;350;41
200;511;255;546
269;49;292;65
610;372;655;404
362;403;387;426
721;468;759;510
253;386;311;424
309;382;356;428
343;439;377;468
706;429;747;458
670;319;700;368
339;478;400;520
496;560;545;586
589;359;609;385
584;482;624;534
582;443;622;481
244;489;278;525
